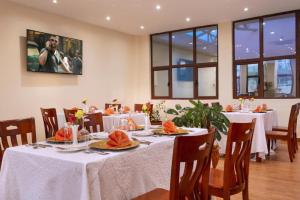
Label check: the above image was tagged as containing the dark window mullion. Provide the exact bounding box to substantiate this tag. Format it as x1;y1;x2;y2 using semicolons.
169;32;172;98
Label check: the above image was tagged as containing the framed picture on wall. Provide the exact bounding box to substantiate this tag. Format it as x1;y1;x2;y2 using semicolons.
27;29;83;75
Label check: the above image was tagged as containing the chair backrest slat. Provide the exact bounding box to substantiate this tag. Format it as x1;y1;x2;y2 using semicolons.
223;119;256;191
169;129;215;200
84;113;104;133
105;104;121;110
41;108;58;138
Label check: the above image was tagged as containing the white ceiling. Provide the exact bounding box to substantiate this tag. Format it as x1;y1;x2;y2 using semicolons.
7;0;300;35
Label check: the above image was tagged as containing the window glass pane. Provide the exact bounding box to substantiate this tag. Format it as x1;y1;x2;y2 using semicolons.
152;34;169;66
236;64;259;96
172;30;193;65
172;67;194;98
198;67;216;96
196;26;218;63
263;13;296;57
154;70;169;96
234;19;260;60
264;59;296;97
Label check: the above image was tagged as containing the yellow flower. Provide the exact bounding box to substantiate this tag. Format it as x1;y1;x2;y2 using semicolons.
82;98;88;105
75;110;84;119
142;104;148;112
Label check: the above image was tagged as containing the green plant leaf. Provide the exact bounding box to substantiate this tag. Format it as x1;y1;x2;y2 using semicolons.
175;104;182;111
166;108;179;115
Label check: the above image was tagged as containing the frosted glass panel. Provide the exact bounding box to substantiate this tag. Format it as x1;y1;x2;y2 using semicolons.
172;67;194;98
154;70;169;96
152;34;169;66
198;67;216;96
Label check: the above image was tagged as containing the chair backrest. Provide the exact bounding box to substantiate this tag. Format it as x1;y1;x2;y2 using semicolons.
105;103;121;110
40;108;58;138
287;104;299;140
169;129;215;200
134;104;153;114
223;119;256;192
63;108;78;122
84;112;104;133
211;102;220;107
0;117;36;167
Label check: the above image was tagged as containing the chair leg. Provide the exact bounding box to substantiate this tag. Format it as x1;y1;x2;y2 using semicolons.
287;140;294;162
267;139;271;156
242;181;249;200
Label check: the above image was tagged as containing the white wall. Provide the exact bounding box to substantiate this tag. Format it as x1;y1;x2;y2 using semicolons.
133;22;300;137
0;1;137;140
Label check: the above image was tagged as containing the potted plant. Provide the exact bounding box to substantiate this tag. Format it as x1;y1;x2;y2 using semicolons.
166;100;230;167
150;101;166;125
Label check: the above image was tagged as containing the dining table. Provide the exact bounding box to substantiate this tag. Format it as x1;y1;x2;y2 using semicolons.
57;112;150;132
220;110;278;159
0;128;207;200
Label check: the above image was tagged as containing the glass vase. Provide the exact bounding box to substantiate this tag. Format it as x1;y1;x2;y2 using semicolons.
71;124;79;145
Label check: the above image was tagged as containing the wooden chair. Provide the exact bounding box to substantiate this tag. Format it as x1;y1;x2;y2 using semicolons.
272;103;299;154
133;129;215;200
266;104;298;162
211;102;221;107
84;112;104;133
105;103;121;110
0;117;36;167
63;108;78;122
41;108;58;138
207;119;256;200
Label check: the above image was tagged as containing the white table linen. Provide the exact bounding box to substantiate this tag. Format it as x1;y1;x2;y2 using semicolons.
221;111;277;157
57;112;150;132
0;128;207;200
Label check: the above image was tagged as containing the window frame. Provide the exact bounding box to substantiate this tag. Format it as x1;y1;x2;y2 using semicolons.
151;25;219;100
232;10;300;99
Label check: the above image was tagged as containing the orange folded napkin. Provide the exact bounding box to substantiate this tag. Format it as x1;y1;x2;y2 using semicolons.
163;120;177;133
127;118;138;130
225;105;233;112
123;106;130;113
254;105;263;112
104;107;114;115
55;128;72;141
262;104;267;111
107;130;131;147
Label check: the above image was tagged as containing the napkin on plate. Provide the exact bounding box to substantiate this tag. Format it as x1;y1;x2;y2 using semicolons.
55;128;72;141
107;130;131;147
163;120;177;133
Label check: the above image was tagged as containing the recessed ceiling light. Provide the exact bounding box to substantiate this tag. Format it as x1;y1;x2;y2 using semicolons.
172;35;175;39
186;17;191;22
263;22;266;26
279;38;283;41
270;31;275;35
106;16;111;21
140;25;145;30
244;7;249;12
156;5;161;10
52;0;58;4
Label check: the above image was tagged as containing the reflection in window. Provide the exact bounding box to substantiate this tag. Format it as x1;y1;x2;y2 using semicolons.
198;67;216;96
235;19;260;60
264;59;296;97
154;70;169;96
152;34;169;66
236;64;259;96
196;26;218;63
263;13;296;57
172;67;194;98
172;30;193;65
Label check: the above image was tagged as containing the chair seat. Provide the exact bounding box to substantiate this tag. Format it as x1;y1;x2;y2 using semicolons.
209;168;224;189
272;126;288;132
132;188;169;200
266;130;288;140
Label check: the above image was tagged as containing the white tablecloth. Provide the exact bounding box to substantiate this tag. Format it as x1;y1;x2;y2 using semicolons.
57;112;150;132
221;111;277;157
0;128;207;200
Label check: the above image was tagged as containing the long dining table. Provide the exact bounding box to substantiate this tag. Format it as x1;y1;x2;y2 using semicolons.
220;110;277;159
0;128;207;200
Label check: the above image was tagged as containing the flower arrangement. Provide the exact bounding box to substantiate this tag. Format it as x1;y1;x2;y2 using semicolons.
68;109;85;125
151;100;166;122
142;102;152;115
238;97;254;111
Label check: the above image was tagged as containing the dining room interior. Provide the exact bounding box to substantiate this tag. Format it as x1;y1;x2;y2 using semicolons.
0;0;300;199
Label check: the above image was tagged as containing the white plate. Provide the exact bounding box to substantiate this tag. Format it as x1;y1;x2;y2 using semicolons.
132;130;153;137
55;146;87;153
